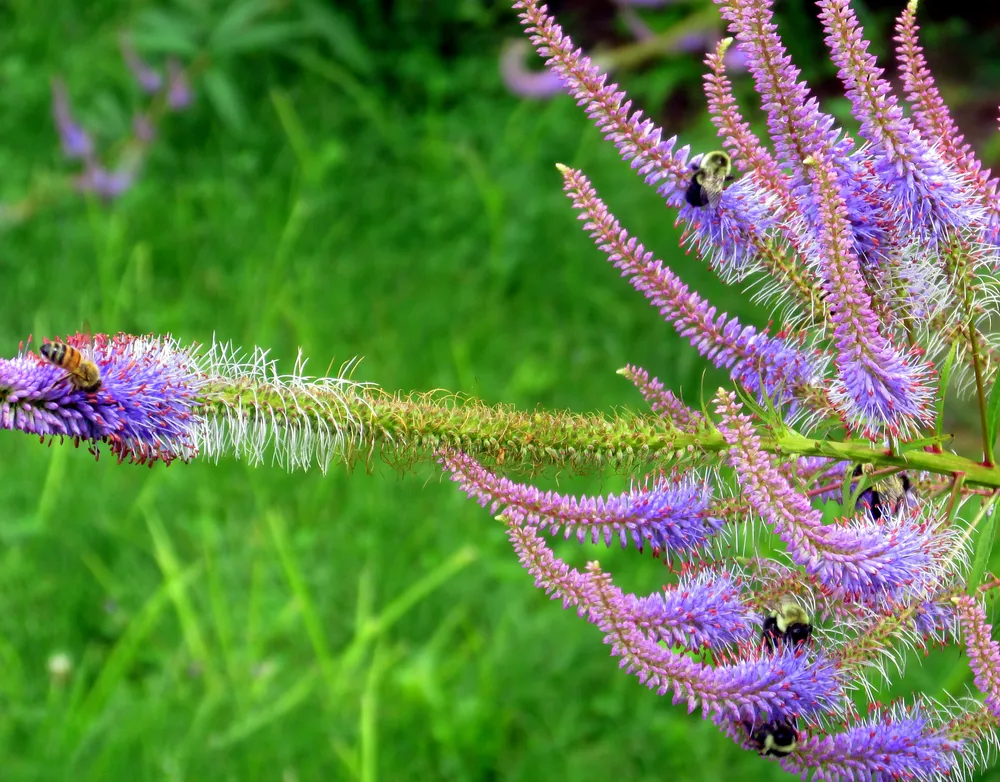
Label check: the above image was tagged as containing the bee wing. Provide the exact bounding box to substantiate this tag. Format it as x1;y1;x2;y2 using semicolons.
81;319;94;346
707;186;725;209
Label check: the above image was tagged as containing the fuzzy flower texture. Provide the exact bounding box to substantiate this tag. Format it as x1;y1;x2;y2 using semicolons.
437;0;1000;777
0;334;375;472
8;0;1000;778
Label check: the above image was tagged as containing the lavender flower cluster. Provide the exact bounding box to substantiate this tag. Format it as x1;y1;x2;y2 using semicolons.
438;0;1000;776
52;36;192;200
5;0;1000;777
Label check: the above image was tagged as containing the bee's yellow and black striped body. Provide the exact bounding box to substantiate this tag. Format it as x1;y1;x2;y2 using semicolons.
40;341;102;392
852;464;912;521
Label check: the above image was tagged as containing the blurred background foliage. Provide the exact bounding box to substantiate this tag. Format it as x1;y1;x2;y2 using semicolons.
1;0;999;779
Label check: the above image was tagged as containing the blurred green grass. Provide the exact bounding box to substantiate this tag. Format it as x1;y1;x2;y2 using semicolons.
1;1;997;780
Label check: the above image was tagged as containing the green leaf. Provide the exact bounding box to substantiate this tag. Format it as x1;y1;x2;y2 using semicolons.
898;433;952;453
296;0;373;75
985;368;1000;456
203;68;247;133
269;88;312;172
842;463;863;512
933;341;958;439
210;21;308;57
132;9;202;56
209;0;276;50
968;504;998;595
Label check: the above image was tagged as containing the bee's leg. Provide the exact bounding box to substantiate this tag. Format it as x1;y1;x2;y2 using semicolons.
40;371;74;394
869;490;884;521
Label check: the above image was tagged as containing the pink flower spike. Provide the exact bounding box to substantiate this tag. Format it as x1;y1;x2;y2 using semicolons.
954;594;1000;720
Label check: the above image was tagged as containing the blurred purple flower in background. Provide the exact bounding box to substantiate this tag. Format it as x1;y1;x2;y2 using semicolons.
500;39;570;99
166;58;193;110
120;35;163;94
502;0;745;99
46;34;194;205
132;113;155;144
51;79;94;160
75;163;136;200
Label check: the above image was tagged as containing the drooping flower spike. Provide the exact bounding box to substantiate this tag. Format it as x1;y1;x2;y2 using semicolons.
954;595;1000;721
440;448;725;556
557;163;826;417
503;518;847;726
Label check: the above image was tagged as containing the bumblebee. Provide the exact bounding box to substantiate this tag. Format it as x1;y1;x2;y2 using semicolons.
852;464;911;521
746;719;799;757
762;601;813;653
685;150;735;209
39;340;102;392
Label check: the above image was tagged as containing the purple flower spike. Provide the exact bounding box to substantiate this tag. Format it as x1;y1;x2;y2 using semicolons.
792;456;847;502
119;35;163;94
715;390;938;601
505;521;846;724
808;148;935;436
624;568;757;650
618;364;705;432
75;162;135;200
166;59;193;110
954;595;1000;720
911;597;956;644
500;38;570;98
714;648;844;725
51;79;93;160
817;0;975;241
895;2;1000;246
441;449;724;555
0;333;204;465
514;0;778;271
786;704;961;781
703;39;797;220
559;164;826;413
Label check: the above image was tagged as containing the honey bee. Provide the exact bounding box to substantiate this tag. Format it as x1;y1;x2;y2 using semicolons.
40;340;102;392
685;150;735;208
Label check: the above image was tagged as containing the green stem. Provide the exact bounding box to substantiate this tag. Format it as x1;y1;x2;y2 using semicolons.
945;234;993;467
199;382;1000;486
969;321;994;467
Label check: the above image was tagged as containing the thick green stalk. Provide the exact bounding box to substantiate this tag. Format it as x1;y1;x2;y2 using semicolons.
198;381;1000;486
